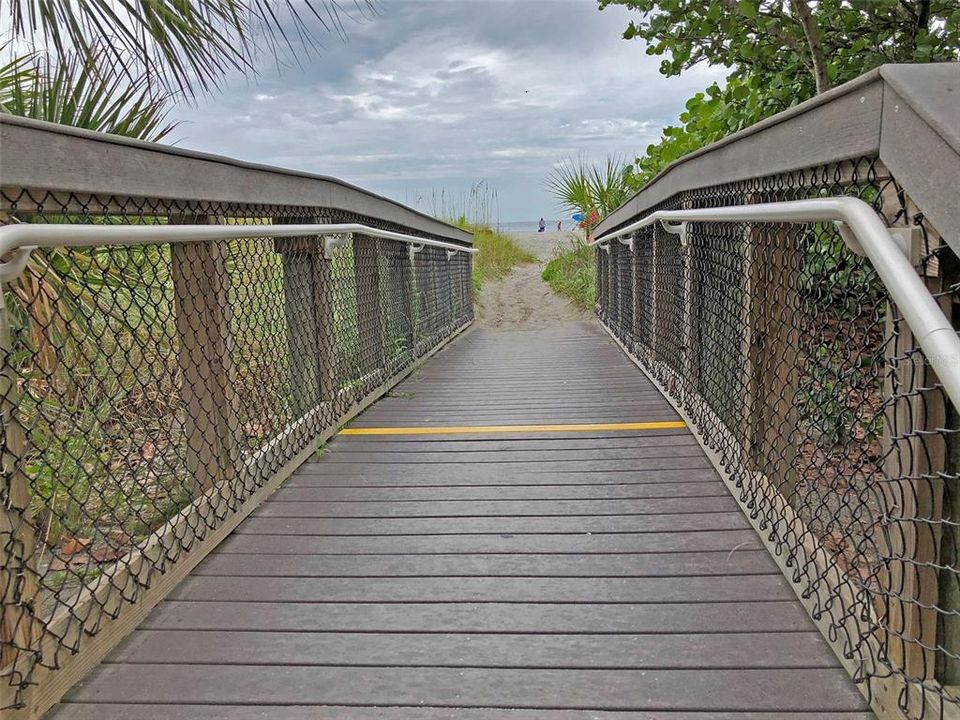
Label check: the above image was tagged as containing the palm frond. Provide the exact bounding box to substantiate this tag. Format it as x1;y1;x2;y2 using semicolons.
2;48;176;142
0;43;38;109
545;155;631;222
3;0;378;97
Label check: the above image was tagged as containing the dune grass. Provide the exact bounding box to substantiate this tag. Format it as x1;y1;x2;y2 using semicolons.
455;220;536;291
541;235;596;309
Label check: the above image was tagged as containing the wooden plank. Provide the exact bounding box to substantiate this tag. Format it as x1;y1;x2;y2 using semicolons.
109;629;837;668
286;468;722;486
329;432;695;447
142;599;825;634
251;497;739;518
169;575;792;603
270;481;729;501
292;458;715;473
323;451;709;471
350;408;681;421
60;665;869;711
193;550;777;577
320;447;706;463
236;512;752;535
46;705;877;720
349;402;681;415
348;414;684;427
216;528;764;555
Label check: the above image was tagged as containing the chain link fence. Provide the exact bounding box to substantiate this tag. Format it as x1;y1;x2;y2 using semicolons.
0;190;473;712
597;156;959;719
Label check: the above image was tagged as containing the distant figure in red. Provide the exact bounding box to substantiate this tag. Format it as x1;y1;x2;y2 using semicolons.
557;221;562;231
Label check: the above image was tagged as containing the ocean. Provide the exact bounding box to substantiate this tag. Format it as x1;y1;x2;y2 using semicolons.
495;220;572;233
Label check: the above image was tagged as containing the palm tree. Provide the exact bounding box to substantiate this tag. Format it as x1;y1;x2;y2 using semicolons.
545;155;632;240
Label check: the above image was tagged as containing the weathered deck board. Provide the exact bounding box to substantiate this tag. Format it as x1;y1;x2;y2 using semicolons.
140;600;825;633
216;528;765;553
47;323;869;718
62;666;863;711
45;707;875;720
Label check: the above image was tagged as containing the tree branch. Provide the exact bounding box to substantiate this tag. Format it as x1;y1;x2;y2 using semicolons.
745;4;815;75
789;0;832;92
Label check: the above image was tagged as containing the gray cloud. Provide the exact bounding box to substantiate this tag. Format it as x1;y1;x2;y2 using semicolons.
170;1;724;221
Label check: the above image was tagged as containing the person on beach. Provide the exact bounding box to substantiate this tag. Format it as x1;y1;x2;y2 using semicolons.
538;218;546;232
557;221;562;231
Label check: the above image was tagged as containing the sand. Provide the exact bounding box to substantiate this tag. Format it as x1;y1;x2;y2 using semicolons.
475;230;592;330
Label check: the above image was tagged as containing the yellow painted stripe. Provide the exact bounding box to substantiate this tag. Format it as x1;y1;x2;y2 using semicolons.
339;421;686;436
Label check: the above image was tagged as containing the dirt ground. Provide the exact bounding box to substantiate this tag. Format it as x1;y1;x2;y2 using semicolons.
475;230;591;330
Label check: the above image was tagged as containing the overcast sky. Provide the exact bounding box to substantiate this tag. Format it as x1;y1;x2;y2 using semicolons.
170;1;725;222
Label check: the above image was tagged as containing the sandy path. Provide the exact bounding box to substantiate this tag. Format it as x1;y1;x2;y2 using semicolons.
475;230;591;330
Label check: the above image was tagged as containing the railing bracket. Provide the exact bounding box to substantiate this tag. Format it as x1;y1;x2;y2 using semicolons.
0;245;37;284
660;220;689;248
322;233;351;260
409;243;425;263
446;249;458;260
617;235;636;252
834;221;865;256
888;226;923;265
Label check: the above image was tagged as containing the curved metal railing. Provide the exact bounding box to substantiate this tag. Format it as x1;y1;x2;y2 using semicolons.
592;196;960;410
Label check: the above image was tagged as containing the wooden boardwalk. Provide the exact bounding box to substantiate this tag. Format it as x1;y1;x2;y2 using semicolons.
48;323;870;718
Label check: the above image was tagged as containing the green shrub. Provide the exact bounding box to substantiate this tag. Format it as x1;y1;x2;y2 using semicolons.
541;237;596;309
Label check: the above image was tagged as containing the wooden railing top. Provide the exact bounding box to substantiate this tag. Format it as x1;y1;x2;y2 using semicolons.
0;114;473;245
595;63;960;251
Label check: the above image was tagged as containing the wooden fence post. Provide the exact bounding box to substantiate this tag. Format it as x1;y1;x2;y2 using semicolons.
274;221;337;419
353;235;385;380
413;247;436;351
651;222;677;367
438;252;453;335
0;286;41;681
379;240;414;369
743;225;800;499
169;216;239;495
462;252;475;324
631;234;647;355
613;239;637;348
878;228;947;695
607;241;620;333
447;253;463;328
599;243;607;323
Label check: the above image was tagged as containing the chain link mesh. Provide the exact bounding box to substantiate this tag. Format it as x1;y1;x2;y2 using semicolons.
0;190;473;710
598;157;960;718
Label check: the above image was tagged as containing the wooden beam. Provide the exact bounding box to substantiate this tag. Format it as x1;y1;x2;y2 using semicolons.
169;216;239;494
274;222;337;418
0;278;42;692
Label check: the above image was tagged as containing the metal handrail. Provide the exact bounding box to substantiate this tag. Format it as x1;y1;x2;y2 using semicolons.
591;196;960;410
0;221;477;282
